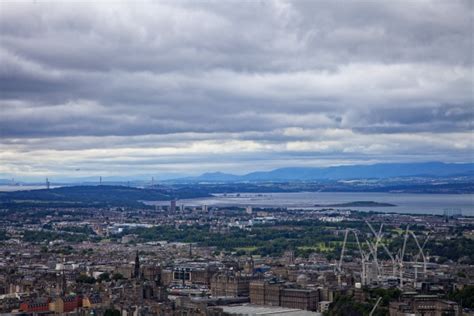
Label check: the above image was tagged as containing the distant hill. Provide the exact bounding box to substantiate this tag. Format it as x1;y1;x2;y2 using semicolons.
170;162;474;182
0;179;14;185
183;172;241;182
313;201;396;207
0;185;210;208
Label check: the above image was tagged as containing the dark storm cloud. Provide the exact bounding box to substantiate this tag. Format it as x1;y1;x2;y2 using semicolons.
352;104;474;134
0;0;472;177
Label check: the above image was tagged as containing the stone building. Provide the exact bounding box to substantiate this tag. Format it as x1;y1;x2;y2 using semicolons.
49;295;82;313
280;288;319;311
211;272;252;297
249;279;319;311
389;294;460;316
162;263;219;287
249;280;282;307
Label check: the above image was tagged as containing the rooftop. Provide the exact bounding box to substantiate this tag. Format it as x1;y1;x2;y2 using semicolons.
221;304;321;316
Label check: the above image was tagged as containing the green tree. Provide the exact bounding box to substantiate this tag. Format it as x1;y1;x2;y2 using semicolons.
76;274;96;284
98;272;110;282
112;273;124;281
104;309;120;316
449;286;474;308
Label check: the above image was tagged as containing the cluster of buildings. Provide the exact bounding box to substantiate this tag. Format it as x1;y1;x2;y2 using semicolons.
0;200;473;315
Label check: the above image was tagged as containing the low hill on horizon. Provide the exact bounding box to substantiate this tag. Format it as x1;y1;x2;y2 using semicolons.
171;162;474;183
0;185;210;208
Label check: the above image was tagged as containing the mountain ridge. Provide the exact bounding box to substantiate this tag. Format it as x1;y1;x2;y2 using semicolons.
169;162;474;183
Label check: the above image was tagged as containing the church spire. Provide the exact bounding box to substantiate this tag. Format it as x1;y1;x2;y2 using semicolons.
134;251;140;279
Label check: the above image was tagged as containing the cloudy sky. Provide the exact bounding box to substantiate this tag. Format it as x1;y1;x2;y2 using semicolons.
0;1;472;180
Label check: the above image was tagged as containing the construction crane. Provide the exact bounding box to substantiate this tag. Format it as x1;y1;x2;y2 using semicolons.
399;225;410;288
369;297;382;316
353;231;370;285
339;229;373;285
366;221;397;277
339;227;405;286
359;221;432;288
365;239;382;283
413;233;430;263
410;231;427;276
336;229;350;286
373;224;383;280
338;229;349;273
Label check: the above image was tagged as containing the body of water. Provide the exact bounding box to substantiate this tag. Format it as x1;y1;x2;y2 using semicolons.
148;192;474;216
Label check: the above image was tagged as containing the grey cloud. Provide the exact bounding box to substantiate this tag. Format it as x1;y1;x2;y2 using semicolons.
351;104;474;134
0;0;472;176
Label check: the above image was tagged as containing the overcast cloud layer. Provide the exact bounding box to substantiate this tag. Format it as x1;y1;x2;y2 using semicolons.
0;1;473;179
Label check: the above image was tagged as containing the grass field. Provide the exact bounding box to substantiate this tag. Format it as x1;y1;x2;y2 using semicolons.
298;242;338;252
235;246;258;252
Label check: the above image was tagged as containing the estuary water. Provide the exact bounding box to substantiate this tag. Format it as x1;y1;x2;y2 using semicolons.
149;192;474;216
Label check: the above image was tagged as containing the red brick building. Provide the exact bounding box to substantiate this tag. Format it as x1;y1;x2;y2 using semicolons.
19;298;51;313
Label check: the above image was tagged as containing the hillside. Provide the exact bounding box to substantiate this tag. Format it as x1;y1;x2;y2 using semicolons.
171;162;474;183
0;185;210;208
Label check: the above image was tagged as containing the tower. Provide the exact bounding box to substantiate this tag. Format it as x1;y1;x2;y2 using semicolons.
244;257;254;275
57;258;66;295
246;206;253;215
285;250;295;265
134;252;140;279
46;178;50;190
170;200;177;213
60;268;66;295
